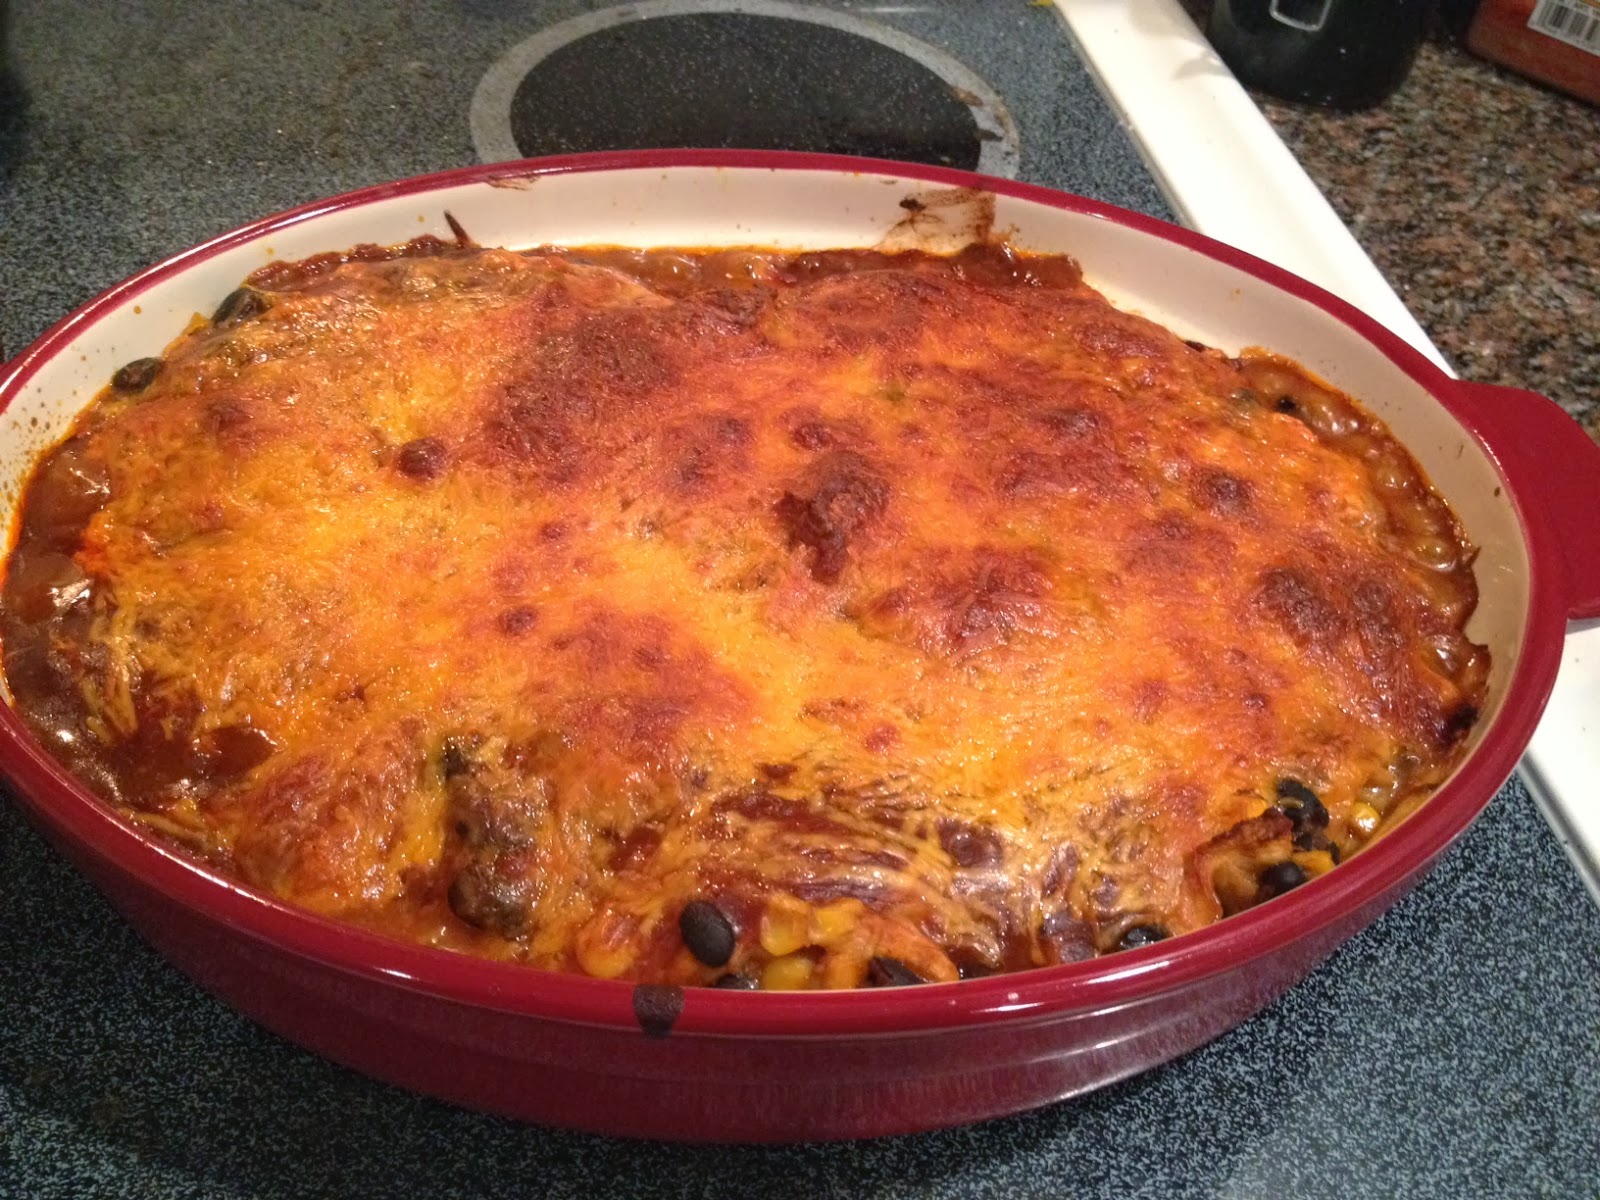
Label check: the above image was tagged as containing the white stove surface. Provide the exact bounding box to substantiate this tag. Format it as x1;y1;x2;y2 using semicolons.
1058;0;1600;904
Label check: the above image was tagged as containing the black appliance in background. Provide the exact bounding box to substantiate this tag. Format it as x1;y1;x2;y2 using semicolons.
1206;0;1434;109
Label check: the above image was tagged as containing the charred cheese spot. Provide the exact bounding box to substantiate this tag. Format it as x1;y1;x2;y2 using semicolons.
396;437;449;481
998;403;1131;502
1189;467;1254;518
497;606;538;637
774;451;889;585
659;412;752;498
1255;566;1346;650
853;546;1056;663
1;241;1488;988
1123;512;1238;583
767;268;956;355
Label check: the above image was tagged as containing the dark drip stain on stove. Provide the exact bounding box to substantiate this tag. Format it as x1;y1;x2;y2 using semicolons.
506;13;986;169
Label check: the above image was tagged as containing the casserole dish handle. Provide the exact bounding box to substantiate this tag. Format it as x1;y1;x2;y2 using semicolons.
1452;381;1600;621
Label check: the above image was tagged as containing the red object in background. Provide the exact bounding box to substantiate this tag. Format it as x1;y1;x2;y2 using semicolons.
1467;0;1600;104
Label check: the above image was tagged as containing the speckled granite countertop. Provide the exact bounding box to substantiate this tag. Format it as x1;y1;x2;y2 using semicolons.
1;3;1597;1197
1245;33;1599;442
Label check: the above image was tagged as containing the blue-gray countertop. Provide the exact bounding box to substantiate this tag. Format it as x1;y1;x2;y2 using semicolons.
1;3;1597;1196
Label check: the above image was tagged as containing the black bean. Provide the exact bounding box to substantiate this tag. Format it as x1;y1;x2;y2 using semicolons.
712;973;759;990
1274;395;1300;414
1274;778;1329;841
1117;924;1170;951
866;956;925;987
1275;777;1321;810
212;286;269;326
1259;861;1308;898
111;357;163;393
679;899;736;968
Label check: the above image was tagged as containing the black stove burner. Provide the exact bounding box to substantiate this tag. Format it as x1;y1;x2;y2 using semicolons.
504;12;986;170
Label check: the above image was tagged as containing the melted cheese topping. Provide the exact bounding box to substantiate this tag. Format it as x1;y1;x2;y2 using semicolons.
1;242;1488;988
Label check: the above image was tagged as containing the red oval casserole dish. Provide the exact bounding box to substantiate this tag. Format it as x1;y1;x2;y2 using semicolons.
1;150;1597;1142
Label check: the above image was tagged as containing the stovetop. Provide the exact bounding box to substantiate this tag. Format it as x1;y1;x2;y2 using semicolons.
470;1;1018;174
0;1;1596;1195
0;0;1170;362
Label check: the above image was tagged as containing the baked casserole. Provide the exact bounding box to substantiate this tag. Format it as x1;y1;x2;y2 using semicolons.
0;237;1489;990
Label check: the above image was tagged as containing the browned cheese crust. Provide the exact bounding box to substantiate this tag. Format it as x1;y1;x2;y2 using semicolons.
1;240;1490;988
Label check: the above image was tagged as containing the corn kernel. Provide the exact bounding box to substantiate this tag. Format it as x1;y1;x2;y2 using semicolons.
810;897;865;946
819;950;870;990
573;916;640;980
762;953;816;991
1348;801;1382;839
1294;849;1337;877
759;894;812;957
